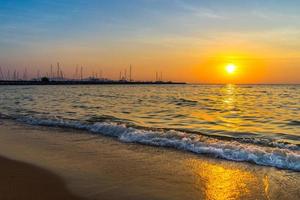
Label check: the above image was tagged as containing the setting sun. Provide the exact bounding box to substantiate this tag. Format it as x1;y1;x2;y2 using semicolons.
226;64;237;74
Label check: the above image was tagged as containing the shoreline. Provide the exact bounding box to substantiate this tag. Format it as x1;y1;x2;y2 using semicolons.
0;155;84;200
0;80;186;85
0;119;299;200
4;115;299;171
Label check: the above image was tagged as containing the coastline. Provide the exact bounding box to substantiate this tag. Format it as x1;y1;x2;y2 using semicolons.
0;80;186;85
0;155;83;200
0;119;299;200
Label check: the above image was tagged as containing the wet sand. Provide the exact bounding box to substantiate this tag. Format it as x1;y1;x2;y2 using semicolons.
0;119;299;200
0;156;83;200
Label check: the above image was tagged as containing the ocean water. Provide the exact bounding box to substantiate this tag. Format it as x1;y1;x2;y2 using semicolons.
0;84;299;171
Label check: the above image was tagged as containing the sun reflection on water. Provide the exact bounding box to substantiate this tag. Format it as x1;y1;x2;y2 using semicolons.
222;84;236;106
219;84;244;131
263;175;270;200
185;158;265;200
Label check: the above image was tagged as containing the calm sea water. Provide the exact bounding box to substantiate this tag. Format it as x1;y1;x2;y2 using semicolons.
0;84;299;170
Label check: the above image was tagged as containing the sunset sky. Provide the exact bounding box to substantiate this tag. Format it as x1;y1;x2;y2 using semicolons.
0;0;300;83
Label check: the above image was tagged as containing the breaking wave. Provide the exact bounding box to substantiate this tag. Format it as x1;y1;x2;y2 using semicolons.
9;116;299;172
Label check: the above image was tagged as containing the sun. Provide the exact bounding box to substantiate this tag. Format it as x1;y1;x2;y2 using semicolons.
226;64;237;74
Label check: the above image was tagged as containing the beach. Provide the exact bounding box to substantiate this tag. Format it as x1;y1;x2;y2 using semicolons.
0;155;83;200
2;0;300;199
0;119;299;200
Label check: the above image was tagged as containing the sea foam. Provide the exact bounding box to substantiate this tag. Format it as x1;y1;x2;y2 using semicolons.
16;116;300;171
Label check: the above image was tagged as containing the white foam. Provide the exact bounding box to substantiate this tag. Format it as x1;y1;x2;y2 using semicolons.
18;117;300;171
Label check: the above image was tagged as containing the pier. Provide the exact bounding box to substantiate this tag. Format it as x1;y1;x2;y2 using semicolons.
0;80;186;85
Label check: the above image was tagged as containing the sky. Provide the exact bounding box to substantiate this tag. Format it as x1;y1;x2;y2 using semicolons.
0;0;300;83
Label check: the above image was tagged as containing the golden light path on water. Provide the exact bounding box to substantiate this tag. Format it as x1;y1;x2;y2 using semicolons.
191;84;245;132
185;158;270;200
221;84;242;131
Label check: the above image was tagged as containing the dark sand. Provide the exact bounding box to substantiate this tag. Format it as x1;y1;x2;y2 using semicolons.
0;120;299;200
0;156;83;200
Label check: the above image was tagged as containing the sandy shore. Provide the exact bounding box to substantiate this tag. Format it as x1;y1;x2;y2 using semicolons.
0;119;299;200
0;156;83;200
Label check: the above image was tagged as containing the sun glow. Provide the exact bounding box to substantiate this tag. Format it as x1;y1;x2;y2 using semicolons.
226;64;237;74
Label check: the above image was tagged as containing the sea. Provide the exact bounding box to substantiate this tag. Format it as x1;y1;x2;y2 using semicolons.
0;84;299;171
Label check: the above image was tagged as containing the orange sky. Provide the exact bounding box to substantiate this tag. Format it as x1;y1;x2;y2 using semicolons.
1;0;300;83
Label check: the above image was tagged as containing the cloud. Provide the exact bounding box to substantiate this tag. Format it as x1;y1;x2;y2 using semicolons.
251;9;300;21
175;0;227;20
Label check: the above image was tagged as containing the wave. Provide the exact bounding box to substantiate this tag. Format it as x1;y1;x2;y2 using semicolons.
288;120;300;126
170;97;198;106
11;116;300;172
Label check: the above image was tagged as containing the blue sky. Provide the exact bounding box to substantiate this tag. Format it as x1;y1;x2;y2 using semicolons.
1;0;300;82
1;0;299;47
